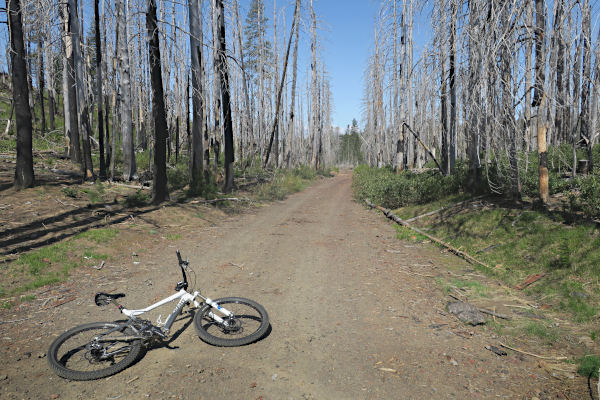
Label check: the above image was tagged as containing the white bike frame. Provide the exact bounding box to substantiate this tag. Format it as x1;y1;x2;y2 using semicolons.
121;289;234;334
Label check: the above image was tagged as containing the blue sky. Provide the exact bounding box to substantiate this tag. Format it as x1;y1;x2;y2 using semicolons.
314;0;379;130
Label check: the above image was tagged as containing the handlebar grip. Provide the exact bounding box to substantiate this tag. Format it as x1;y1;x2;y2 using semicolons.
176;250;183;265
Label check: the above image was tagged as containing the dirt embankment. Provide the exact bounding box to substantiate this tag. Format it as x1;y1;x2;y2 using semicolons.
0;171;591;399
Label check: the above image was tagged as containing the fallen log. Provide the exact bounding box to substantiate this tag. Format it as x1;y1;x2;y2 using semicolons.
405;194;488;223
365;199;492;270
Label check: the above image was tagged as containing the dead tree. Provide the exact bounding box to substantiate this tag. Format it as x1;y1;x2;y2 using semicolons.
188;0;205;189
147;0;168;203
9;0;34;188
117;0;137;181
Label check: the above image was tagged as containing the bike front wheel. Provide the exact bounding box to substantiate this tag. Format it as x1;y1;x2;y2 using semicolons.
47;322;142;381
193;297;269;347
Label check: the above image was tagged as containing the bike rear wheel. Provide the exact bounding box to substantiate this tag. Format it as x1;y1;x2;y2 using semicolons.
47;322;142;381
193;297;269;347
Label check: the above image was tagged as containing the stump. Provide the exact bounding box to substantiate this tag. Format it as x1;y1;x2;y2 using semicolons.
578;160;589;175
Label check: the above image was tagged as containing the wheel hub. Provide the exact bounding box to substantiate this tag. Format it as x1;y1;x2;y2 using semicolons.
223;317;242;333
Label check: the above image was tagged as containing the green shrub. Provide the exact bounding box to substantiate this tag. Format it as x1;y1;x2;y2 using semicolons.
256;173;304;201
579;355;600;378
61;187;78;198
167;160;190;191
578;175;600;219
292;165;317;180
352;162;468;209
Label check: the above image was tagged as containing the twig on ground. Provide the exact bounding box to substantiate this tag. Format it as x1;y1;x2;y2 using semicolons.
503;304;531;309
498;342;567;360
448;294;463;302
54;197;75;207
0;316;35;324
478;308;511;320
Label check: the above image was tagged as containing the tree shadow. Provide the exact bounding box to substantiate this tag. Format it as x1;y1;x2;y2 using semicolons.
0;203;162;257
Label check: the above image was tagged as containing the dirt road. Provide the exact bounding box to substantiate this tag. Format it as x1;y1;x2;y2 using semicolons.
0;172;580;399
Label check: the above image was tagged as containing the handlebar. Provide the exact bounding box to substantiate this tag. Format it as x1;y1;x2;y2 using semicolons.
175;250;188;286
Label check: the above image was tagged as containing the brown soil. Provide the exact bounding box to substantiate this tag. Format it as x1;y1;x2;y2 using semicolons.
0;170;593;399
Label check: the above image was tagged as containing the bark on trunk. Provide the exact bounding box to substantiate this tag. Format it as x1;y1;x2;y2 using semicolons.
216;0;234;192
37;36;46;132
188;0;205;190
65;3;81;164
285;0;301;169
69;0;94;181
95;0;106;178
147;0;169;203
534;0;548;201
117;0;137;181
9;0;34;189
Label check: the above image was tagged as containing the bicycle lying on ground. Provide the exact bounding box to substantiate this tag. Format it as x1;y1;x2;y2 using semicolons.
47;251;269;381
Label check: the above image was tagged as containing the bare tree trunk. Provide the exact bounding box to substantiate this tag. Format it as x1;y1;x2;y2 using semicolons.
234;0;253;167
590;27;600;150
262;0;298;168
449;0;457;174
44;35;55;131
580;0;593;172
467;0;481;191
533;0;548;201
117;0;136;181
37;36;46;132
9;0;34;188
69;0;94;181
310;0;319;169
64;3;81;164
189;0;205;190
212;0;221;181
60;6;71;157
215;0;234;191
95;0;106;178
285;0;301;169
147;0;168;203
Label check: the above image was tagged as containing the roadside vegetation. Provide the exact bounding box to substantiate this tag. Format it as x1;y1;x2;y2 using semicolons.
353;148;600;373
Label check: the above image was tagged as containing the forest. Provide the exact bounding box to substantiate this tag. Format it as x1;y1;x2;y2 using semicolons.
361;0;600;204
2;0;600;206
2;0;338;202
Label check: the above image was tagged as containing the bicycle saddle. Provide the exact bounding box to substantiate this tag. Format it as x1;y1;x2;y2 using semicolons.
94;292;126;306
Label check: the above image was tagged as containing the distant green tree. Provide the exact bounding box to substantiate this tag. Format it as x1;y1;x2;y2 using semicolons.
243;0;273;84
338;119;364;166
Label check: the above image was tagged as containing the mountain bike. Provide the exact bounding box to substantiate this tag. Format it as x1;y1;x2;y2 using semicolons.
47;250;269;381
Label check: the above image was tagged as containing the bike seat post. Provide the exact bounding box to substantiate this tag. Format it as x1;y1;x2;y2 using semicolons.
111;298;124;312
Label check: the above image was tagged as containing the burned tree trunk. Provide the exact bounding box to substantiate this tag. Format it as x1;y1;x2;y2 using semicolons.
215;0;234;192
147;0;168;203
95;0;106;178
9;0;34;188
188;0;205;190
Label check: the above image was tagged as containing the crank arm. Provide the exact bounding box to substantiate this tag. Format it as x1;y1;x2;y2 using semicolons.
100;346;132;359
